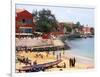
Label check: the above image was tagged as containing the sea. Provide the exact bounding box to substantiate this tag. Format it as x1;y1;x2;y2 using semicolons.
65;38;94;64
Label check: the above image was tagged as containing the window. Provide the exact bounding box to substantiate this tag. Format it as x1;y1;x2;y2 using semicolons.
21;19;32;24
19;28;32;33
25;29;32;33
26;20;33;24
22;19;26;23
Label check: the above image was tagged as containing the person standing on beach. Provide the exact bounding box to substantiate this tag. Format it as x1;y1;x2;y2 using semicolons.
63;62;66;68
69;57;76;68
56;54;59;60
59;52;61;59
69;58;72;67
71;57;76;67
73;57;76;67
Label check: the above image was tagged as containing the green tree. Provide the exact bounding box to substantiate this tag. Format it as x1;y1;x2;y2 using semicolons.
63;23;72;32
76;21;81;27
73;21;81;29
32;9;58;33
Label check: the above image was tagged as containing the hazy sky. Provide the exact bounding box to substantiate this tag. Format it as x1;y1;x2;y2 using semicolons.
16;4;94;27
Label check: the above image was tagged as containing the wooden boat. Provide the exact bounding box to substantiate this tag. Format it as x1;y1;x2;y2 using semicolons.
16;59;62;72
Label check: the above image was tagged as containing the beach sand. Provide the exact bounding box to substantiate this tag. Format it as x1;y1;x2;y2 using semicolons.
16;50;94;72
16;37;94;72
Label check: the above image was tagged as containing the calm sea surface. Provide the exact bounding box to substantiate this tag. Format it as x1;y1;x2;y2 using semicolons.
65;38;94;59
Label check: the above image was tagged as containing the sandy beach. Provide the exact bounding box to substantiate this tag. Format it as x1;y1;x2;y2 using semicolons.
16;37;94;72
16;50;94;72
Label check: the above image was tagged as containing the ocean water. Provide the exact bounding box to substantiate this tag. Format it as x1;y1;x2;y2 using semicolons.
65;38;94;62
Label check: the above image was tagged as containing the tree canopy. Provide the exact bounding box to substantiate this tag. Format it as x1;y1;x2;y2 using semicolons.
63;23;72;32
32;9;58;33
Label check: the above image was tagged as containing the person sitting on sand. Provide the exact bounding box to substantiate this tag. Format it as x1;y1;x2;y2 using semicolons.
33;60;37;65
35;54;39;58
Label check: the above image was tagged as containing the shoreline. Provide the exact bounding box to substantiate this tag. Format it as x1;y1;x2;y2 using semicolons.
58;35;94;63
64;50;94;64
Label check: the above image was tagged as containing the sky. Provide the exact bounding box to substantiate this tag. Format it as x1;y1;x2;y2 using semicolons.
16;4;95;27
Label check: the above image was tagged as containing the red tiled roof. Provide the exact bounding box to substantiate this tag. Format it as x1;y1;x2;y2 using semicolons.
16;10;33;20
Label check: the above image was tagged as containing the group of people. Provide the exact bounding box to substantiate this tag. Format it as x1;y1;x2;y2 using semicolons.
35;53;44;59
17;56;31;65
69;57;76;67
56;53;62;60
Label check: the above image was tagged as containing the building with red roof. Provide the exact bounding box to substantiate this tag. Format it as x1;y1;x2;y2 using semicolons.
16;9;35;34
